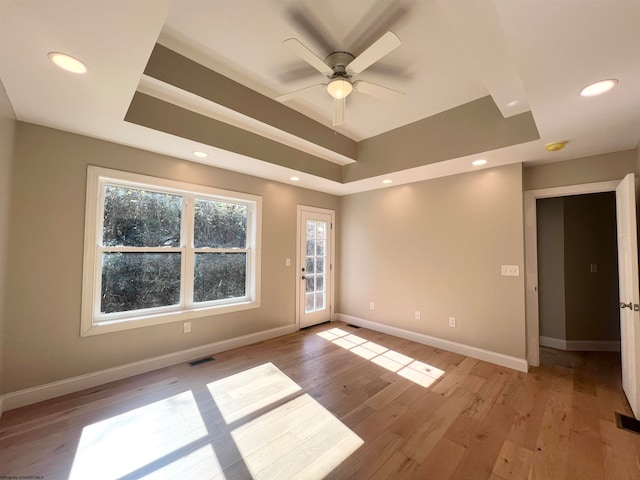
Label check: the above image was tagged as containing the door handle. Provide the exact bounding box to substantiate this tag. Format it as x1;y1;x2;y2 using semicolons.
621;301;633;310
301;276;306;280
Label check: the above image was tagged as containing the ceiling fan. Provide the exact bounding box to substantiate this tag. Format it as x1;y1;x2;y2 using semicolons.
276;31;404;127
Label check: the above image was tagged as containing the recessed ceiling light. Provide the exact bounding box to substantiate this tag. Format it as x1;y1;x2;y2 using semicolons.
192;151;208;158
290;176;300;181
472;159;487;166
382;179;393;184
579;79;618;97
48;52;87;74
506;100;518;107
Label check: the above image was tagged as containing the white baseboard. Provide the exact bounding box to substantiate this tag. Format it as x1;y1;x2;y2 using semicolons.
540;335;621;352
1;324;296;412
336;314;528;372
566;340;621;352
539;336;567;350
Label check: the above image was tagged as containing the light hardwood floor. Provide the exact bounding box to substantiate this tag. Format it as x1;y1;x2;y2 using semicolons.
0;321;638;479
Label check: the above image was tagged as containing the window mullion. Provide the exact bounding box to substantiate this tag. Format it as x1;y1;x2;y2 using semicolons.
183;194;195;309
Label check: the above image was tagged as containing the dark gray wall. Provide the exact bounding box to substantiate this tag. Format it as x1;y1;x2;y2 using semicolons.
537;197;566;339
564;193;619;342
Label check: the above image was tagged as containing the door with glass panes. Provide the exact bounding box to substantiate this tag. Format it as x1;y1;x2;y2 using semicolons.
299;209;333;328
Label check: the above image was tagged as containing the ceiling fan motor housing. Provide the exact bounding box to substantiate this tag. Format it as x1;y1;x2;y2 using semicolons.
324;51;355;78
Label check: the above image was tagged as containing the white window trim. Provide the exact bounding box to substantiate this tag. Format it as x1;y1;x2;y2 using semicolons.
81;166;262;336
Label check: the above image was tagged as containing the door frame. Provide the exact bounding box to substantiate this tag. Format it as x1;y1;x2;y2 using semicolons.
524;180;620;367
296;205;336;330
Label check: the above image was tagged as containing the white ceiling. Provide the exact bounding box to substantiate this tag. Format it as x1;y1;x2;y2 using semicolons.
1;0;639;195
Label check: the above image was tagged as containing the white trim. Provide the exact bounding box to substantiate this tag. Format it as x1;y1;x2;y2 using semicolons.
0;324;295;412
539;335;567;350
296;205;336;330
567;340;621;352
524;179;620;367
540;336;621;352
336;314;528;372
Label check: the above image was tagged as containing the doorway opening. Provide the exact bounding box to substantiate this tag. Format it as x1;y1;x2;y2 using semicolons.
524;180;620;367
536;192;620;353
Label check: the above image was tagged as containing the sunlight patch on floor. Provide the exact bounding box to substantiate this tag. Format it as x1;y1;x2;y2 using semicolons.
68;391;223;480
207;362;302;424
318;327;445;388
231;393;364;479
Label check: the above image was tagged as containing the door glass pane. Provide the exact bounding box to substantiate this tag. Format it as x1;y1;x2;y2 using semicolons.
306;239;315;256
315;292;325;310
305;293;315;312
304;219;328;314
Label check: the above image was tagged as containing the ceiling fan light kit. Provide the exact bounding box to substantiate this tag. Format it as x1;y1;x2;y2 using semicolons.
277;31;403;127
327;77;352;99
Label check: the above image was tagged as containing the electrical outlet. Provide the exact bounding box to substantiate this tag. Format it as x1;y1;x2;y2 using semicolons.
183;322;192;333
449;317;456;328
285;257;291;267
415;311;421;320
501;265;520;276
370;302;375;310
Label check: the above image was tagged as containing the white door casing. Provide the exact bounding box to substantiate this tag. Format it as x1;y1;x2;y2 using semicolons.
524;180;620;367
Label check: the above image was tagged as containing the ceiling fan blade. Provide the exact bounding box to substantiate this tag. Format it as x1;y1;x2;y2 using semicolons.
333;97;345;127
275;83;326;103
346;31;401;76
283;38;333;77
353;80;405;100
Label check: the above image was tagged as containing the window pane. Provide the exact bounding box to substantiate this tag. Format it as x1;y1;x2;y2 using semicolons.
194;199;247;248
316;240;325;257
194;253;246;302
316;257;325;274
316;275;324;293
101;253;181;314
103;186;182;247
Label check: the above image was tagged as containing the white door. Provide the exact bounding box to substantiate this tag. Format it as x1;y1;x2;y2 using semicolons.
298;208;333;328
616;173;640;418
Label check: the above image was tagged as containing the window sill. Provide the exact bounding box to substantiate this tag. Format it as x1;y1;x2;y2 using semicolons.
81;300;260;337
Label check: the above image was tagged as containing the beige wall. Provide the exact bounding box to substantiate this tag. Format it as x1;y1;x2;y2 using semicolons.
0;81;16;396
523;149;637;191
337;163;526;359
1;123;339;393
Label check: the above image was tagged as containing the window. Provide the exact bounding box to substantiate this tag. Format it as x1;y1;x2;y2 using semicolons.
81;167;261;336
